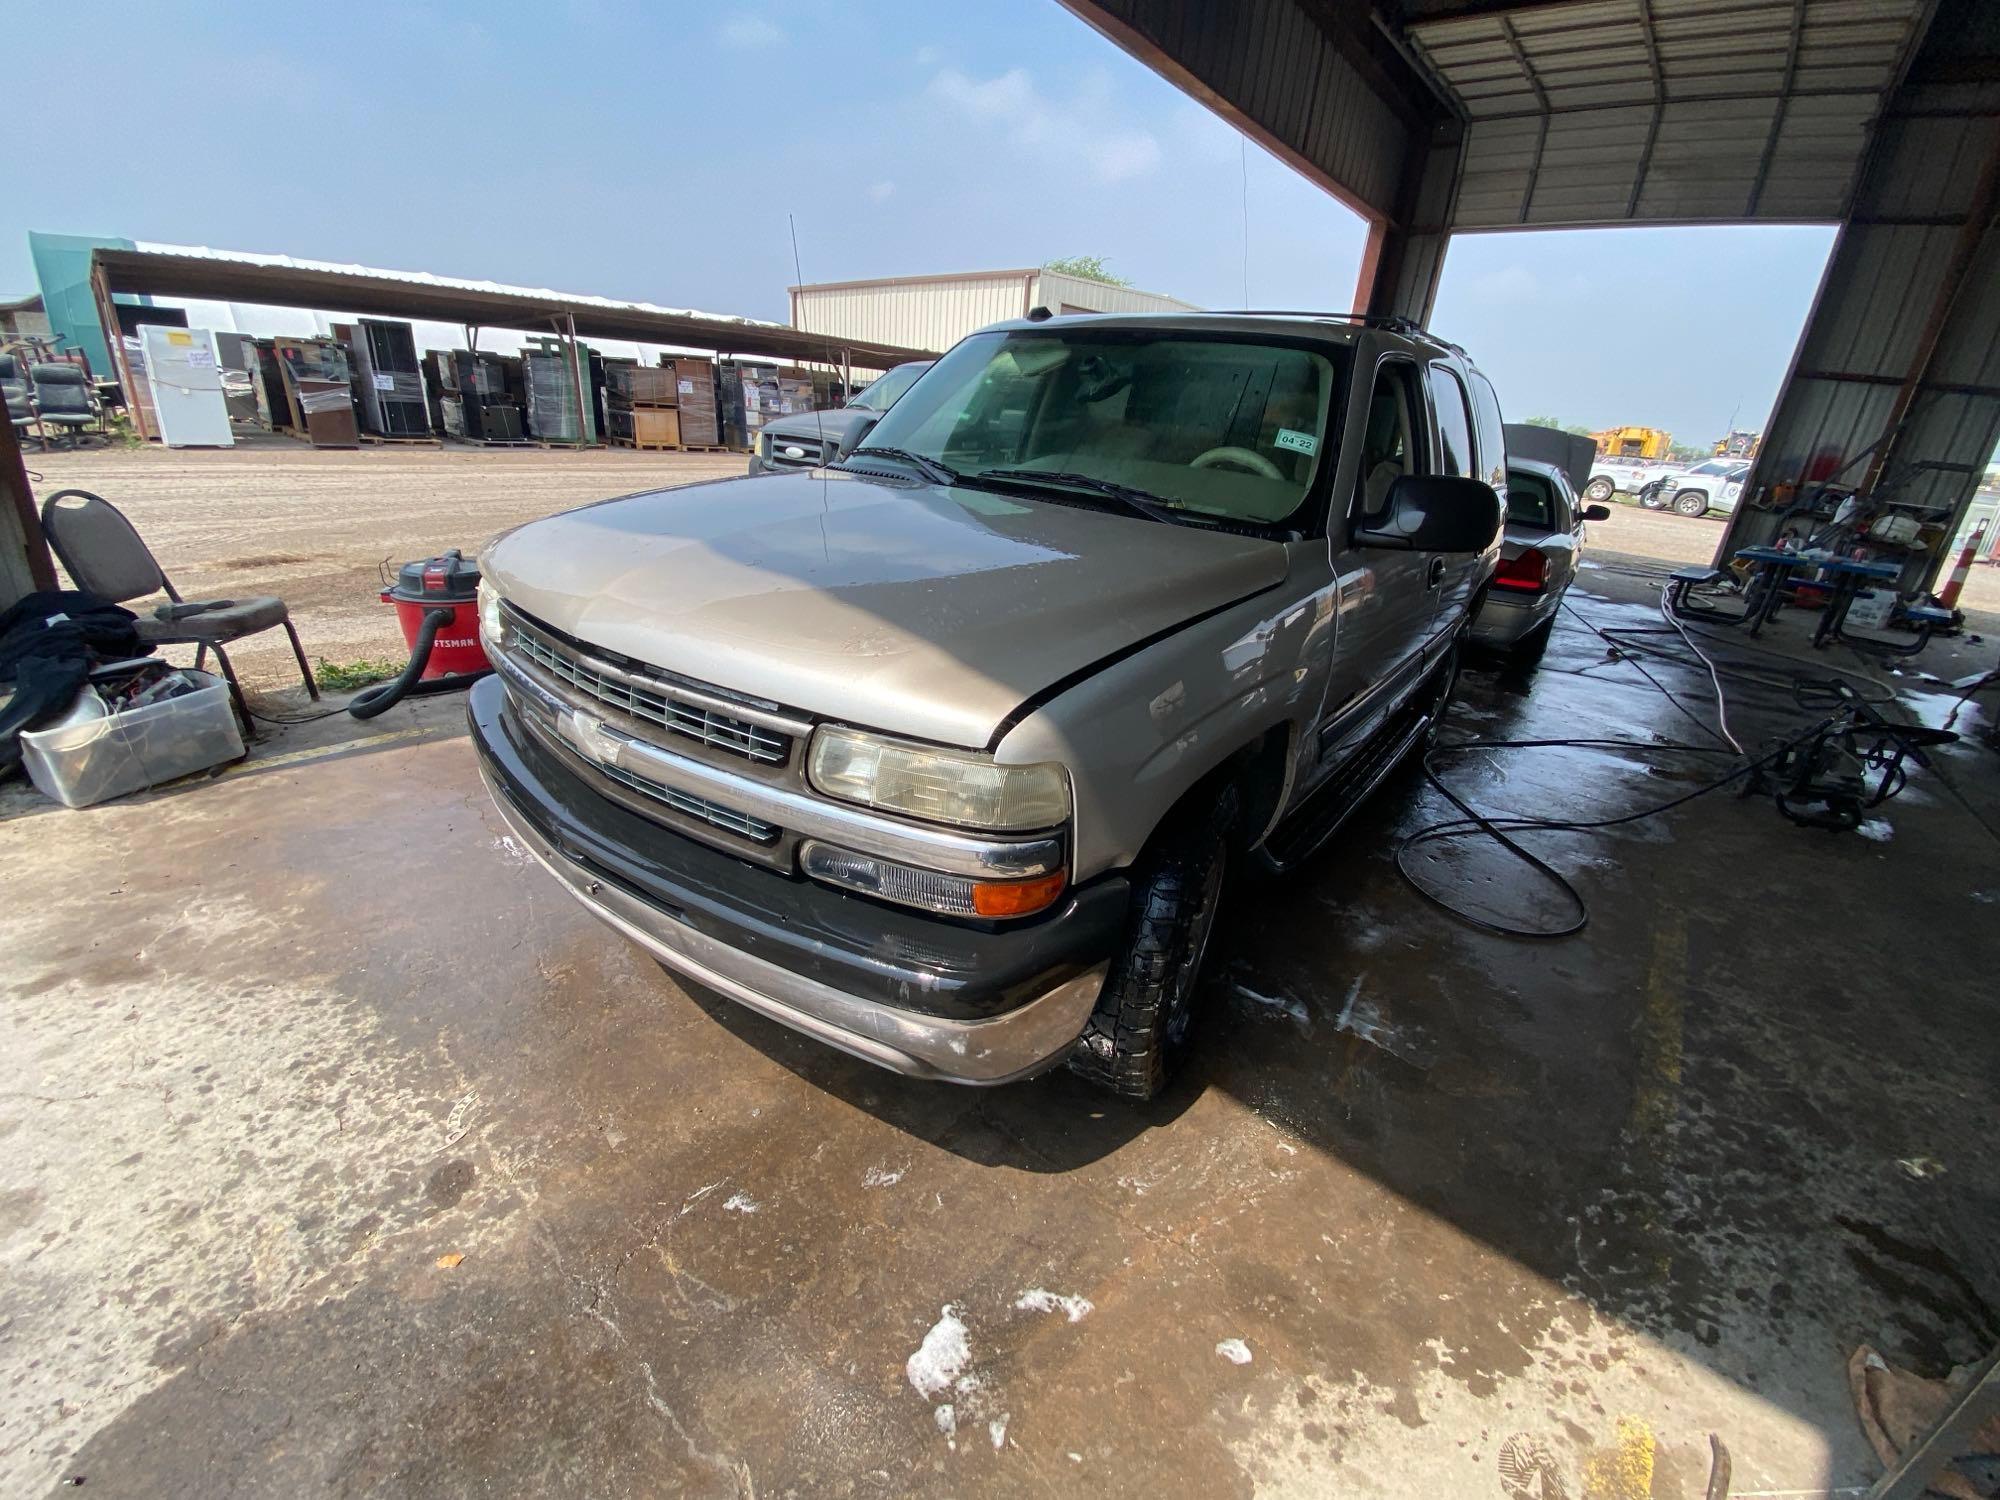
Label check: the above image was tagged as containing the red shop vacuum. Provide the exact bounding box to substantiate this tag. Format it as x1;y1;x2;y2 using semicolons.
349;549;493;719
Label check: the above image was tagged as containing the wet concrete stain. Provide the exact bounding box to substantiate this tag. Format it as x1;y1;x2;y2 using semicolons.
3;576;1997;1498
426;1159;477;1211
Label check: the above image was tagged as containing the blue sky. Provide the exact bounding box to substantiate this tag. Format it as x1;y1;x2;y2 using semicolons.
5;0;1835;447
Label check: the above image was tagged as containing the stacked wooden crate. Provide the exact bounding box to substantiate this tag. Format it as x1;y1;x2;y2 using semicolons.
606;362;683;449
669;357;719;448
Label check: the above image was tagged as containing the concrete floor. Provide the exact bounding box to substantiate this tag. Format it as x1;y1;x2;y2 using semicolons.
3;561;1997;1499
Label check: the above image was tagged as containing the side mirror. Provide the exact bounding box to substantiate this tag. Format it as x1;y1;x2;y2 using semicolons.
1582;503;1611;521
1354;475;1503;553
836;414;880;458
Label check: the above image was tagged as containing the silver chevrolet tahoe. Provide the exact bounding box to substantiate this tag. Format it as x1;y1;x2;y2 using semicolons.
472;312;1505;1098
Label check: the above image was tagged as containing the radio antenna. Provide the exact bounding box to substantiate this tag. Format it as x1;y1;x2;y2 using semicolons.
788;213;830;464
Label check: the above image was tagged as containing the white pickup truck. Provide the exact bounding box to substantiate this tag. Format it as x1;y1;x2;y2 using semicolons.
1582;456;1665;504
1584;455;1750;517
1637;457;1752;518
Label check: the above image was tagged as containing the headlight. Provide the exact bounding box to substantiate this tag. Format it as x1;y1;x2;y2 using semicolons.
477;579;505;650
807;726;1069;831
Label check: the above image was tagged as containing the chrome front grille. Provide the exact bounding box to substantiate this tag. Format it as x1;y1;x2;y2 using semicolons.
596;760;781;844
509;619;791;765
763;433;828;468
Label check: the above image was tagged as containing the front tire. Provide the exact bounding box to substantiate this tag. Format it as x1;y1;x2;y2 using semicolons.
1672;490;1710;517
1069;788;1237;1100
1583;477;1615;504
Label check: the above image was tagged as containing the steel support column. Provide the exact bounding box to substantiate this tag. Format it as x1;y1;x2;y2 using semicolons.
88;258;150;443
0;411;58;606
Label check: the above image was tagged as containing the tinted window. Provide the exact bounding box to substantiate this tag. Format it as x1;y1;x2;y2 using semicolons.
867;329;1344;527
1355;362;1425;523
1426;366;1475;479
1466;370;1508;491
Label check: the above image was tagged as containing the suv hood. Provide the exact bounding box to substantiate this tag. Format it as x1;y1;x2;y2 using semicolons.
483;468;1288;747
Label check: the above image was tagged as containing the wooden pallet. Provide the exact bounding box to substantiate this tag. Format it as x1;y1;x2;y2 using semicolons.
358;432;442;446
446;436;539;449
679;444;731;453
608;435;685;452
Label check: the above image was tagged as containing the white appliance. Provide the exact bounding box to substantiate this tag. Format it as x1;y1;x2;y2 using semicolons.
138;325;234;448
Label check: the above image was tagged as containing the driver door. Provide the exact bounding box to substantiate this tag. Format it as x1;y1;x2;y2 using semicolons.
1318;355;1436;767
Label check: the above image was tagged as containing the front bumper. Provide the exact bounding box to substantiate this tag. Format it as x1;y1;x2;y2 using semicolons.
470;675;1121;1083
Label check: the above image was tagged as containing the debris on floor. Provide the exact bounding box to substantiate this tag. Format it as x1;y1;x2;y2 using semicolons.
1849;1345;2000;1500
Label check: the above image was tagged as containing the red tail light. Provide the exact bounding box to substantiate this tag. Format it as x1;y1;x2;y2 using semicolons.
1493;551;1548;593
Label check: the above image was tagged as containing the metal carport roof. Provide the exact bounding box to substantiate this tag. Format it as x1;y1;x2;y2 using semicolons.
89;245;940;370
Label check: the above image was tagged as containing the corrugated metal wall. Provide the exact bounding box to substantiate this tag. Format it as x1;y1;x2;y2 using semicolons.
1723;21;2000;582
793;273;1034;360
1412;0;1927;228
1064;0;1419;221
792;272;1198;357
1036;271;1199;316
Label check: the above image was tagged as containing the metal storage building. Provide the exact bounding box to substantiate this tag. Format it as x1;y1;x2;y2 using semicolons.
789;268;1198;363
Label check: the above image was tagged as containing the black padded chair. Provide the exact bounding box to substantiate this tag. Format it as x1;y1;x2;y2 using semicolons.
0;353;39;447
39;488;318;726
28;361;98;446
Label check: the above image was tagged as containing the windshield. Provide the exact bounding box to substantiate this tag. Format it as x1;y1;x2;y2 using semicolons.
860;329;1342;527
849;361;929;412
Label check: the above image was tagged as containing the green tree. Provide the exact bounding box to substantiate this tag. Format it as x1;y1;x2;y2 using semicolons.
1044;255;1133;288
1523;415;1594;438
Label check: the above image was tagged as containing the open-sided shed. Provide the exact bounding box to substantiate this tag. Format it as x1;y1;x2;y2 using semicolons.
1062;0;2000;585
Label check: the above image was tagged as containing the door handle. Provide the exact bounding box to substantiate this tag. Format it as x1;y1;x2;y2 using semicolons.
1426;557;1446;588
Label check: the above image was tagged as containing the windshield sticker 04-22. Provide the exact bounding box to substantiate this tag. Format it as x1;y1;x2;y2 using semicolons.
1275;428;1318;455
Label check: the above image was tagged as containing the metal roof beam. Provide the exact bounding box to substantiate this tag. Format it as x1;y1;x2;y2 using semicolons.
1626;0;1665;219
1058;1;1451;225
1746;0;1809;216
90;249;937;367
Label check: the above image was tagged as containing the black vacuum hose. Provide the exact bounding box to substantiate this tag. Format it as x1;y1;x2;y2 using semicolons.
348;606;491;719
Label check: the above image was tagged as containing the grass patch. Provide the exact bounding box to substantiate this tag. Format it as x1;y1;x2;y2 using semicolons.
315;657;404;691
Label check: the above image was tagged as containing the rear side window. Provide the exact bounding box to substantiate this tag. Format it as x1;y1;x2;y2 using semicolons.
1466;370;1508;491
1426;366;1475;479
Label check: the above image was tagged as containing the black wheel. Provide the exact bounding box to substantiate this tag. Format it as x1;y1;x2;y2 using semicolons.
1069;786;1237;1100
1583;477;1615;504
1672;490;1710;517
1509;613;1556;667
1419;639;1462;749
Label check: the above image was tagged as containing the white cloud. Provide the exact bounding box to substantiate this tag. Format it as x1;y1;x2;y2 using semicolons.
926;66;1162;185
914;44;940;66
717;14;783;49
867;180;896;203
1088;132;1163;183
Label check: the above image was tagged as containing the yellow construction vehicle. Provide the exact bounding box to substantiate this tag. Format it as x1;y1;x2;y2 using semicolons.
1591;425;1672;459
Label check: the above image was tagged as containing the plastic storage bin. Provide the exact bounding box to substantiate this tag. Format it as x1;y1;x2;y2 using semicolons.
21;671;244;808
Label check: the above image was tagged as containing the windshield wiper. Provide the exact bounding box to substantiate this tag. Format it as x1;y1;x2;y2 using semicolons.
970;468;1215;528
841;446;959;487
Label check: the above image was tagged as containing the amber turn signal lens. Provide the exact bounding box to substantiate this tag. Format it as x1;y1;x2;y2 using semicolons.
970;870;1068;918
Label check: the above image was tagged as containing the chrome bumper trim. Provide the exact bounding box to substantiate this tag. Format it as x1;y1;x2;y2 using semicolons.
483;767;1105;1084
493;650;1065;880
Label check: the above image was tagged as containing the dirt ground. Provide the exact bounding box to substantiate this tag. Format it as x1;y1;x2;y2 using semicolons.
24;440;2000;697
28;437;745;690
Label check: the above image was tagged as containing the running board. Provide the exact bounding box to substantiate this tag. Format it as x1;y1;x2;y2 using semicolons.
1255;698;1436;874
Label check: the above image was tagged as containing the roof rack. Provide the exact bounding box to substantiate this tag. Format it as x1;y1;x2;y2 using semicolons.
1207;310;1431;337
